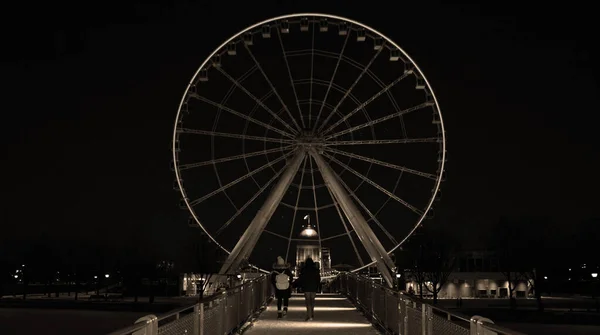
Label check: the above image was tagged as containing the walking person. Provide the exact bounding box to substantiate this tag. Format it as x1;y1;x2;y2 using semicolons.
271;256;292;319
296;257;321;321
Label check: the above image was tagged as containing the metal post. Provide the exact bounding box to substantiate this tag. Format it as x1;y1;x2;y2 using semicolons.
397;299;404;335
132;315;158;335
421;304;426;335
309;148;395;287
193;304;199;335
404;300;409;335
219;149;305;275
427;305;433;335
199;303;204;335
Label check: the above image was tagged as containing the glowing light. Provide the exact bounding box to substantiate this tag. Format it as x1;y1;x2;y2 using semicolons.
105;274;110;278
269;306;357;312
544;276;548;280
592;273;598;278
254;320;372;329
300;226;318;237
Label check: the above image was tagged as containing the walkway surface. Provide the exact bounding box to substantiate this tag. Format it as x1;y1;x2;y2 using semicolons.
245;293;380;335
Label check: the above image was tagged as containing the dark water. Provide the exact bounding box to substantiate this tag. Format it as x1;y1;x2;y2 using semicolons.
0;308;148;335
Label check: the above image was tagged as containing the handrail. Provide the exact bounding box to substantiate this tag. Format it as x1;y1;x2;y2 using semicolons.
334;272;528;335
107;274;270;335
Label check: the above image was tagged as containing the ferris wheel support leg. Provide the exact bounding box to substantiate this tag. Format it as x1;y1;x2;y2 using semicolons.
218;149;306;275
308;147;396;288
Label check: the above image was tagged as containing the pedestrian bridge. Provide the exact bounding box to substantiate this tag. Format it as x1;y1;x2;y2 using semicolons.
108;273;524;335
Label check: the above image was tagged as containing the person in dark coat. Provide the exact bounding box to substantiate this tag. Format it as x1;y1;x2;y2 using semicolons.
295;257;321;321
270;256;292;319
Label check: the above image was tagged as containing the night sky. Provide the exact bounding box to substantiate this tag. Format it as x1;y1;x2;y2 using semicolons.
1;1;598;267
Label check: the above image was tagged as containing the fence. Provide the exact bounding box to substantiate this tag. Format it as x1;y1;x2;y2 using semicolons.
107;275;271;335
331;272;527;335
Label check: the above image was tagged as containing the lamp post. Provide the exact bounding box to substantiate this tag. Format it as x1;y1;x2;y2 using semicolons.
592;273;599;312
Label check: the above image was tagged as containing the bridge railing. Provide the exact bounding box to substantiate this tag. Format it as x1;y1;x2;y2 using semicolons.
331;272;527;335
107;275;271;335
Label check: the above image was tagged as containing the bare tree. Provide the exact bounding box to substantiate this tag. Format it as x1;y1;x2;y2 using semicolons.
402;221;458;304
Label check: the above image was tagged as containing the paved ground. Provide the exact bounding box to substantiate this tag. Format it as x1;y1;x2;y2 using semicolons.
245;293;380;335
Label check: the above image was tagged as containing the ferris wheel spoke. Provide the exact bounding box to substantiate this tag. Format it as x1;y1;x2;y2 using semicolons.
321;72;410;136
324;147;437;180
285;156;308;263
189;93;295;139
320;231;356;242
177;128;295;144
308;155;323;260
242;44;302;132
276;28;306;129
216;166;287;235
332;168;399;246
316;45;384;134
308;20;315;128
312;28;351;133
324;101;431;140
323;152;424;216
323;137;441;146
189;150;295;207
214;66;299;135
179;146;294;171
324;186;364;266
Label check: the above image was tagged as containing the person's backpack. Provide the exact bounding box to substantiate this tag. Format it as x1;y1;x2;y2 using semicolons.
275;271;290;290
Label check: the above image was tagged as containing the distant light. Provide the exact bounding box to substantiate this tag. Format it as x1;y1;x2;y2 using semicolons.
14;275;18;279
22;264;25;267
304;215;310;220
300;226;318;237
396;273;401;278
544;276;548;280
568;278;571;281
236;274;242;279
105;274;110;278
569;268;571;271
592;273;598;278
94;275;98;279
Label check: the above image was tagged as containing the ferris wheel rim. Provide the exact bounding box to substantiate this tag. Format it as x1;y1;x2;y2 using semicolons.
171;12;447;270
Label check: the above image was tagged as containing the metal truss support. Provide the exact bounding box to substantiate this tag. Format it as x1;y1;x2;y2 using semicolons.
308;147;395;287
219;148;306;275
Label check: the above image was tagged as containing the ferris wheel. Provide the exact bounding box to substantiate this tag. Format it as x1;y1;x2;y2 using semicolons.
172;13;446;287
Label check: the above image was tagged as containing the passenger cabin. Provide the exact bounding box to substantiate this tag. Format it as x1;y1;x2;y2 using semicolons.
261;25;271;38
390;49;400;61
373;37;383;50
338;22;348;35
319;19;328;32
280;20;290;33
415;77;426;89
212;55;221;67
173;180;182;191
356;28;366;41
198;69;208;82
227;42;236;56
243;32;253;46
300;17;309;31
